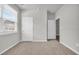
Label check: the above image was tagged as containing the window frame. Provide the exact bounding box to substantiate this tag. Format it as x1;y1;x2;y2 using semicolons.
0;4;17;35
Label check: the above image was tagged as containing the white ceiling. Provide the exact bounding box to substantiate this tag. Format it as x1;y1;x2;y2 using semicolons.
18;4;63;13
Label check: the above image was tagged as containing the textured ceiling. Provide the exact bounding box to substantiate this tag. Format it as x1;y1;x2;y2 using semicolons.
18;4;63;13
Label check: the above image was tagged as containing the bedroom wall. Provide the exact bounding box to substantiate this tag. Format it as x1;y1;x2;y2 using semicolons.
56;4;79;54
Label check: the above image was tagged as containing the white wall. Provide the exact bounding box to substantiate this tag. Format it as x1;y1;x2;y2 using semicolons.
56;5;79;54
0;4;21;54
48;20;56;39
22;8;47;42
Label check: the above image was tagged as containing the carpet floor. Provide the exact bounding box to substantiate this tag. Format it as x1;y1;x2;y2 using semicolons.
2;40;77;55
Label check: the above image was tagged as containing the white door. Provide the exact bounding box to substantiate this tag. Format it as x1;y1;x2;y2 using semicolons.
48;20;56;39
22;17;33;41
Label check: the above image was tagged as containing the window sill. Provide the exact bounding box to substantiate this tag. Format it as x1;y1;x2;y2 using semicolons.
0;31;17;36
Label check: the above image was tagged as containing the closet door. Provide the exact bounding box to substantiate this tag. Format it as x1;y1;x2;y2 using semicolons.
22;17;33;41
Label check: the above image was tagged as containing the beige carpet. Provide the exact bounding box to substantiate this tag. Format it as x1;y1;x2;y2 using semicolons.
2;40;77;55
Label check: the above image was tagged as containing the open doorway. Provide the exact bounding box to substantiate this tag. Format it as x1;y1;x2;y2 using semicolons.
56;18;60;42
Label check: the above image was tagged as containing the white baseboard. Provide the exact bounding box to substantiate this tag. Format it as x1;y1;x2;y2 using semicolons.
0;41;20;55
32;40;47;42
60;42;79;55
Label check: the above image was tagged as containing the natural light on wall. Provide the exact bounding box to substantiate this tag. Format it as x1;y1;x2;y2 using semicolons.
0;4;17;35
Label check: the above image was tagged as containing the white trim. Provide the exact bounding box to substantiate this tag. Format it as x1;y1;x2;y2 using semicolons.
60;42;79;55
0;41;20;55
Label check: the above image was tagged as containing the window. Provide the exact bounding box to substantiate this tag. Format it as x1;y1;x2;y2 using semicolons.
0;4;17;34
